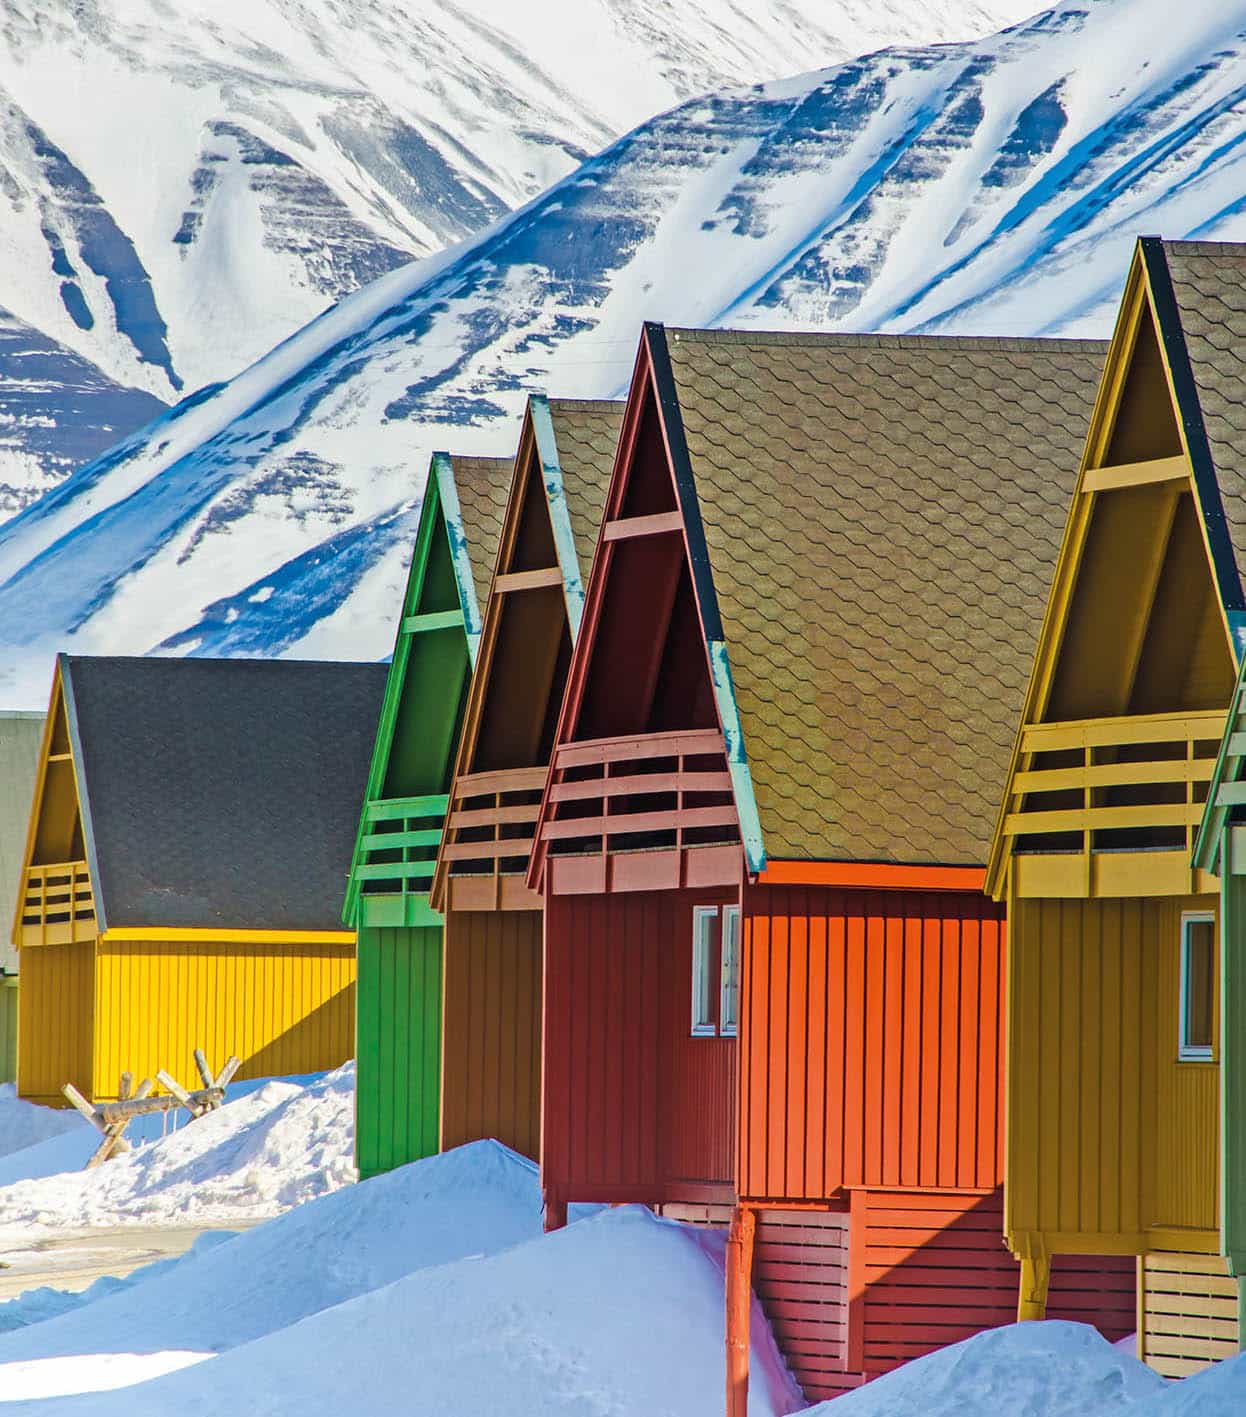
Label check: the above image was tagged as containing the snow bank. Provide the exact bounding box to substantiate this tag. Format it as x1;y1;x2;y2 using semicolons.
1136;1351;1246;1417
9;1205;800;1417
0;1066;355;1238
803;1320;1167;1417
0;1086;87;1161
0;1142;544;1366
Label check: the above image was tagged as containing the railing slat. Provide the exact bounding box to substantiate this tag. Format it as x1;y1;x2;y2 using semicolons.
541;804;739;841
549;770;733;802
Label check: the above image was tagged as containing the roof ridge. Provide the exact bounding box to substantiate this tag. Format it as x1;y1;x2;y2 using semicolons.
666;327;1111;353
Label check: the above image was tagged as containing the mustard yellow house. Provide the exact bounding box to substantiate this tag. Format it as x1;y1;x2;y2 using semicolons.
15;654;384;1104
986;239;1245;1375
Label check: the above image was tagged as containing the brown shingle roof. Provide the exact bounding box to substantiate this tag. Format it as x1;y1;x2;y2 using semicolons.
1159;240;1246;598
547;399;623;572
449;455;511;615
662;327;1109;866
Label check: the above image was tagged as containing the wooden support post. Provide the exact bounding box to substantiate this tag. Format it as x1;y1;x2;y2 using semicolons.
214;1055;242;1092
193;1049;214;1089
726;1204;756;1417
543;1191;567;1233
1018;1252;1051;1321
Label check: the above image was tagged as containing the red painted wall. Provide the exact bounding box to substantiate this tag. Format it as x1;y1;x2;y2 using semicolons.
738;884;1006;1202
541;886;735;1208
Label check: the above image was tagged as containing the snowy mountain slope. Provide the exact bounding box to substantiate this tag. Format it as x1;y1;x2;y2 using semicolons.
0;0;1034;508
0;0;1242;705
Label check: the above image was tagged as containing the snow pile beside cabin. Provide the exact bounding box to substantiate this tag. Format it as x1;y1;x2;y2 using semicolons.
0;1084;86;1160
0;1066;355;1238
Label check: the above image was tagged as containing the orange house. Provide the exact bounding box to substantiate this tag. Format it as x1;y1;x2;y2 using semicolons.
529;325;1134;1412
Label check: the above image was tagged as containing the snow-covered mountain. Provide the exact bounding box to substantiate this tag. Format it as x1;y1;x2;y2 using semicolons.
0;0;1034;509
0;0;1242;706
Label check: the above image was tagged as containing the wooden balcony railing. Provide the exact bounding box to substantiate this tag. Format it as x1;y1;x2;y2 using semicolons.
19;861;96;945
355;793;449;897
441;766;548;910
537;728;742;892
1003;709;1226;897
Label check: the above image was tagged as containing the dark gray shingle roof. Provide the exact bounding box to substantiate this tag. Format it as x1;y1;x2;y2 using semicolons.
63;656;387;931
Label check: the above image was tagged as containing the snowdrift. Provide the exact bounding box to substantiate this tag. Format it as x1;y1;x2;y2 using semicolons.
5;1206;801;1417
0;1066;355;1237
0;1085;85;1162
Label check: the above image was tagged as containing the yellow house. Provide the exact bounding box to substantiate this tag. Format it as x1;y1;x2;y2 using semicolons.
15;654;385;1104
986;238;1245;1374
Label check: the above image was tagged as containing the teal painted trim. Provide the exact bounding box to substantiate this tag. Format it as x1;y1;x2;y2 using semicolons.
359;892;443;928
530;394;587;640
1222;828;1246;1280
58;655;107;933
708;639;765;875
1194;649;1246;871
434;452;485;665
402;609;464;634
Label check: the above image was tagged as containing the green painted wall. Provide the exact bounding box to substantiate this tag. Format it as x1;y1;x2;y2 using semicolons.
0;977;16;1084
355;924;443;1179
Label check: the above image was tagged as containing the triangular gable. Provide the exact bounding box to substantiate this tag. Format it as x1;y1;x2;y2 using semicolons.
429;397;622;912
12;657;97;946
343;452;509;928
527;327;762;891
986;238;1240;896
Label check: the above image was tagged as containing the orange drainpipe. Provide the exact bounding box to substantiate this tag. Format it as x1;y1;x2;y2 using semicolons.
726;1204;756;1417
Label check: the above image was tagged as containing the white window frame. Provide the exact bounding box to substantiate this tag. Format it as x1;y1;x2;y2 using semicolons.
691;906;719;1037
719;904;740;1038
1178;911;1215;1062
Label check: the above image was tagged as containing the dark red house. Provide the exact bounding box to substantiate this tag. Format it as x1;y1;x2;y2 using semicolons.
530;325;1135;1413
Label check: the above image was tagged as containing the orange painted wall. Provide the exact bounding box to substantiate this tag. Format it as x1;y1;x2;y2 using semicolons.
441;909;542;1159
541;886;735;1207
738;884;1005;1202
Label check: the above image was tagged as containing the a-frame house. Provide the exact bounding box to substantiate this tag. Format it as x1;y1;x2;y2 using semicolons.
343;451;508;1179
529;323;1134;1414
987;239;1246;1374
428;397;622;1159
14;655;383;1104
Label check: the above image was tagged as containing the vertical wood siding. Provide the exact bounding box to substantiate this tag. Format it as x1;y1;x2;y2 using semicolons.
356;924;441;1180
1007;896;1218;1248
16;939;94;1104
739;885;1005;1202
441;909;542;1159
0;978;17;1084
542;888;735;1203
92;939;354;1100
1140;1252;1240;1376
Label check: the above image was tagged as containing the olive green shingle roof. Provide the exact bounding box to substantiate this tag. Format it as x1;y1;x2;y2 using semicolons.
547;399;624;574
449;455;511;617
662;327;1109;866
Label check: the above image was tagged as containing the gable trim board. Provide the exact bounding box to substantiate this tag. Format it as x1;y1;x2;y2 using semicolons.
343;448;510;1178
14;655;384;1104
429;397;621;1160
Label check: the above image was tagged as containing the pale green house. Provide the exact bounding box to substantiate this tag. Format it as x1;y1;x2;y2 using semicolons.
0;711;45;1083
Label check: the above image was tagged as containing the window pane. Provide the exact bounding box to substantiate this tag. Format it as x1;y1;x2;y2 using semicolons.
1181;917;1214;1056
720;905;740;1036
692;908;717;1036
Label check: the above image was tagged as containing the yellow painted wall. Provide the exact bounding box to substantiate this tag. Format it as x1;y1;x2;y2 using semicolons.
17;938;95;1105
1006;895;1219;1254
91;938;356;1100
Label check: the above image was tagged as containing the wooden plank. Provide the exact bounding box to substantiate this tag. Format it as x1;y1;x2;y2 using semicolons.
549;770;732;802
539;803;738;840
361;828;445;851
447;803;539;830
1215;780;1246;806
452;766;549;797
1080;455;1188;492
401;609;464;634
552;727;724;769
1020;710;1224;753
494;567;564;593
1014;758;1213;793
364;794;449;821
1003;801;1204;835
441;839;534;863
601;511;684;540
350;860;436;880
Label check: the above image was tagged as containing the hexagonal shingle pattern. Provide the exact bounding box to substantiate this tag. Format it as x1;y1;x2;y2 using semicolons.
449;455;511;615
664;328;1109;867
1163;242;1246;585
548;400;624;573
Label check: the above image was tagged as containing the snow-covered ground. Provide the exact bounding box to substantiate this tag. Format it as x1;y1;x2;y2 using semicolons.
0;1074;1241;1415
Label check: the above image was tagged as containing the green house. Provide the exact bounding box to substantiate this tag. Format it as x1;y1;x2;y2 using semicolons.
1193;638;1246;1332
344;451;509;1178
0;711;46;1084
